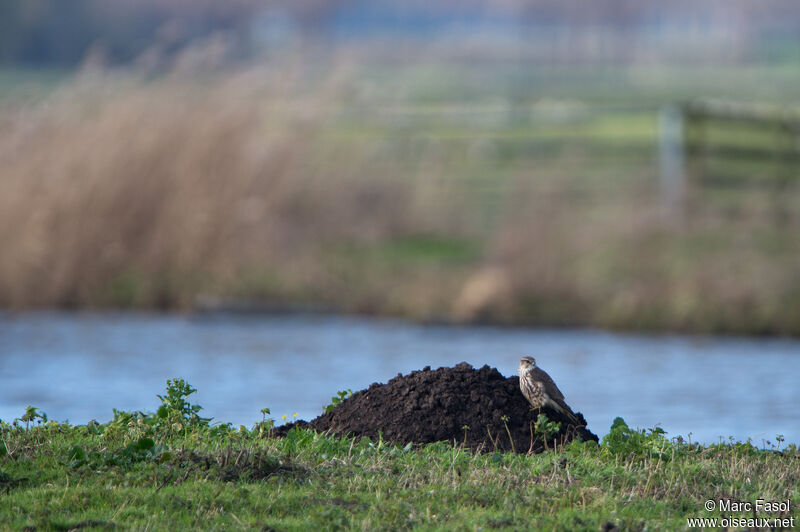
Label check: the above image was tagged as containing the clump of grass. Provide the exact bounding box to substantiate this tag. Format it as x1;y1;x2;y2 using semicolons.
1;379;798;530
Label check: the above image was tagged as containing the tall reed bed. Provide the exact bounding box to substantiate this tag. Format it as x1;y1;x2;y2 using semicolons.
0;65;465;310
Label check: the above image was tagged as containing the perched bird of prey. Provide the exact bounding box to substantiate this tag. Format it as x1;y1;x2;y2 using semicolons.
518;356;580;425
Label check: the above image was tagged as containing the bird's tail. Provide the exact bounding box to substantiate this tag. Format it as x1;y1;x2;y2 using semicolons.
555;403;582;426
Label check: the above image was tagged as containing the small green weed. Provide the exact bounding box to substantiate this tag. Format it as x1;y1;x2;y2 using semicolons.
156;378;211;427
324;389;353;413
253;407;275;437
534;413;561;450
17;406;47;429
602;416;672;460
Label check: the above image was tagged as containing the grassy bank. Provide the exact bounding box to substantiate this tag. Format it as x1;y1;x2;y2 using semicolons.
1;58;800;334
1;381;798;530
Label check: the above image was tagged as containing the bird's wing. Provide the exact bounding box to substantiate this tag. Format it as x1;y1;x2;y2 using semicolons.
533;367;581;424
531;367;566;402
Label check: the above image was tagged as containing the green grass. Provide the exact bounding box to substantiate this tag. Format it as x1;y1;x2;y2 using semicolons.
328;236;481;266
355;62;800;106
1;381;798;530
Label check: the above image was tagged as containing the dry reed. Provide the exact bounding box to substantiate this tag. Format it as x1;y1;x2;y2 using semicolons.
0;64;460;310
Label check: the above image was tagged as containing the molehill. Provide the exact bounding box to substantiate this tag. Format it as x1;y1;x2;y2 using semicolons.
277;362;597;453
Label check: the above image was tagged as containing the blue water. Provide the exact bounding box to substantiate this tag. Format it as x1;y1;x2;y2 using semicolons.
1;312;798;444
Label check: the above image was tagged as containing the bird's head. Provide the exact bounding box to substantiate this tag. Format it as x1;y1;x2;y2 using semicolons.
518;356;536;373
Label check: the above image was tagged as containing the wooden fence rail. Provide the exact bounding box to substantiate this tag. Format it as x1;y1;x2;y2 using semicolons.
658;99;800;216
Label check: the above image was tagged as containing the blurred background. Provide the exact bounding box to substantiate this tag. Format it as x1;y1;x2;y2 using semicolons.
1;0;799;443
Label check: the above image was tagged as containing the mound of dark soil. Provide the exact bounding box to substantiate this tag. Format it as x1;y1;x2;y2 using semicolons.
279;362;597;453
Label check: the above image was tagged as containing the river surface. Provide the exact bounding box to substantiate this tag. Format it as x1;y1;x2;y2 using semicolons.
1;312;798;444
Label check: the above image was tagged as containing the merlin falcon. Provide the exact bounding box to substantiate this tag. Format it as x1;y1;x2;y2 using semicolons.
518;356;580;425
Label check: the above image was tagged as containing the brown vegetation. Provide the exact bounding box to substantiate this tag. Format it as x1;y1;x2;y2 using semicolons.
1;62;799;335
0;65;463;310
490;173;800;334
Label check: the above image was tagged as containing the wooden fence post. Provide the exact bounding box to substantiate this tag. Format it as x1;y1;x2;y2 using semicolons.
658;104;685;221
